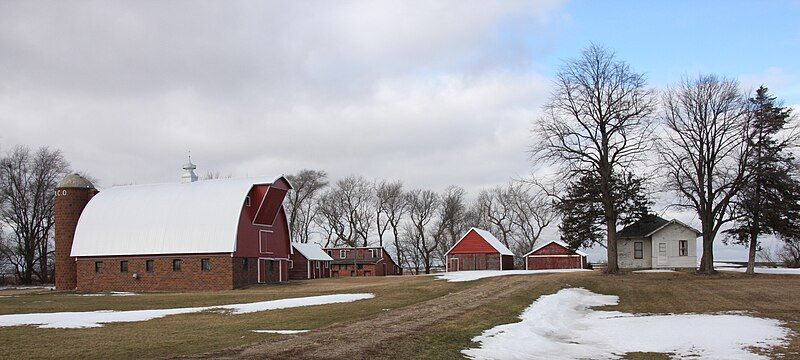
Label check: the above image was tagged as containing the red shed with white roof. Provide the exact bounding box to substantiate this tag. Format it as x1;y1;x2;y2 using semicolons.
524;240;587;270
445;228;514;271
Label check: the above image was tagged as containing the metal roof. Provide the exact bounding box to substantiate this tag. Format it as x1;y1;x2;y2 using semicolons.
446;228;514;256
292;243;333;261
523;240;588;257
618;215;701;238
70;176;280;257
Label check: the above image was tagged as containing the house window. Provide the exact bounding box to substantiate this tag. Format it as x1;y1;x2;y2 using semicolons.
339;250;348;259
242;258;249;271
327;250;333;256
201;258;212;272
173;259;182;272
120;260;128;273
146;260;154;273
244;196;251;206
634;242;643;259
369;249;379;258
288;260;294;269
95;261;103;273
679;240;688;256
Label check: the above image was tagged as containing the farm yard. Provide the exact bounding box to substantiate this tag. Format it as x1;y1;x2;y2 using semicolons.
1;271;799;359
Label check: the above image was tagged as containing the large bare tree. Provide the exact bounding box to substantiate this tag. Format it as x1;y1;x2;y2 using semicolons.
532;44;655;273
434;186;469;264
285;169;328;243
404;189;440;274
659;75;753;274
0;146;70;284
315;175;374;247
375;180;407;268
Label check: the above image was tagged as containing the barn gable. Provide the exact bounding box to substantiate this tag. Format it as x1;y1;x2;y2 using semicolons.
525;240;588;257
446;228;513;256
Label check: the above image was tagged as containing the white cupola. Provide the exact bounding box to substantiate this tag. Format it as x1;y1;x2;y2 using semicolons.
181;154;198;183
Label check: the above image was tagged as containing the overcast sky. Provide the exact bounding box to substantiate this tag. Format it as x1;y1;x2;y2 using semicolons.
1;1;798;260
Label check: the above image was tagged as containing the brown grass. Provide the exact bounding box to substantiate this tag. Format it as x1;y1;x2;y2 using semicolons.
1;271;799;359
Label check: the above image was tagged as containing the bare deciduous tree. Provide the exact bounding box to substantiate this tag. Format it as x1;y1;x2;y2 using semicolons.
285;169;328;243
475;186;516;248
404;189;440;274
508;183;557;255
532;44;655;273
375;180;407;268
0;146;70;284
659;75;753;274
315;175;374;247
434;186;469;264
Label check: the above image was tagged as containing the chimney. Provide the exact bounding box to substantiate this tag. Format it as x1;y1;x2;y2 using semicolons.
55;173;96;291
181;155;198;183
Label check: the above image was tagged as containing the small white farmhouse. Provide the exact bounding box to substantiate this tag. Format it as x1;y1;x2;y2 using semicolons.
617;215;701;269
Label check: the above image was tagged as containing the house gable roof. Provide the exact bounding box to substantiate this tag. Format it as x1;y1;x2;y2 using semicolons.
523;240;588;257
71;176;286;257
445;228;514;256
618;215;702;238
292;242;333;261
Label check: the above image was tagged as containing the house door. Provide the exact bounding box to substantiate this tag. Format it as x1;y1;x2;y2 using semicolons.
657;243;667;266
449;258;459;272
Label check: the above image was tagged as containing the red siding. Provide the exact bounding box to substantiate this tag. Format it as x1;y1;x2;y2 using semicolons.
531;242;574;256
234;185;291;262
527;256;583;270
449;230;501;254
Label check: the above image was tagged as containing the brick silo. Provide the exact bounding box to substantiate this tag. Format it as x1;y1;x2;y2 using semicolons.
54;173;96;290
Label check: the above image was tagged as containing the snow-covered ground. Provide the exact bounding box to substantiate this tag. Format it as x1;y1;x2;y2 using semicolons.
714;262;745;268
632;269;676;273
76;292;137;297
0;285;54;291
0;293;374;329
463;288;788;360
718;267;800;275
435;269;592;283
251;329;309;334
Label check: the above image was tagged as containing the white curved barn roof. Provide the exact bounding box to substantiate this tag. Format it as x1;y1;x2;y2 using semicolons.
71;176;279;257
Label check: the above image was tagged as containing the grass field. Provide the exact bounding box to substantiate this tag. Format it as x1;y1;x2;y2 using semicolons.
1;271;799;359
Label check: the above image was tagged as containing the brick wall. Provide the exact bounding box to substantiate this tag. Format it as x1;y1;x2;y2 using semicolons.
330;263;380;277
76;254;255;292
54;187;95;290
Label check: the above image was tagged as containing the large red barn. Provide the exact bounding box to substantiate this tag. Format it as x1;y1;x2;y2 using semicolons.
524;240;587;270
445;228;514;271
54;166;293;292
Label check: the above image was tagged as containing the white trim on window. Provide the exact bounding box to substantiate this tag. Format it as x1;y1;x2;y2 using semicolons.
339;250;348;259
259;229;274;254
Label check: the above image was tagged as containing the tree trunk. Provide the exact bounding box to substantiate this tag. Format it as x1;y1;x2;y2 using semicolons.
746;230;757;275
605;216;619;274
698;218;716;274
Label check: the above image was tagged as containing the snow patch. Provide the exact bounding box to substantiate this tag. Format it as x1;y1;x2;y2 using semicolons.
714;262;744;268
719;267;800;275
76;292;138;297
632;269;676;273
251;329;309;334
436;269;591;282
0;285;54;291
463;288;789;360
0;293;374;329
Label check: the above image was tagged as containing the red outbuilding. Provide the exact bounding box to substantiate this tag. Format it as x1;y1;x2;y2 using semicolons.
289;242;333;280
524;240;587;270
445;228;514;271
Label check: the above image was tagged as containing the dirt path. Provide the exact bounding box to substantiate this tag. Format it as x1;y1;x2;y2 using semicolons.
187;275;538;359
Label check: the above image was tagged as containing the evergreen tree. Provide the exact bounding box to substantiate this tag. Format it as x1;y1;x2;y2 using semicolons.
724;86;800;274
557;171;651;250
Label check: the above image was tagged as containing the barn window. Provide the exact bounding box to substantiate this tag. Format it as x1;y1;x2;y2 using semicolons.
95;261;104;273
242;258;249;271
357;264;363;269
369;249;379;258
120;260;128;273
339;250;348;259
146;260;154;272
244;196;251;206
201;258;212;272
315;261;320;269
634;242;643;259
259;230;274;253
173;259;182;272
327;250;332;256
679;240;688;256
324;262;329;269
288;260;294;269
